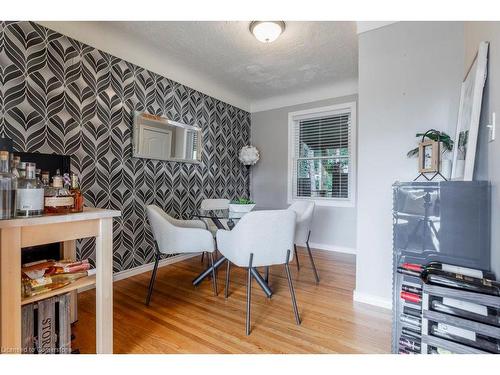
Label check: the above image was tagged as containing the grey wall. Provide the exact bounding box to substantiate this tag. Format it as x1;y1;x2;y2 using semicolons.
356;22;465;306
251;95;358;251
465;22;500;277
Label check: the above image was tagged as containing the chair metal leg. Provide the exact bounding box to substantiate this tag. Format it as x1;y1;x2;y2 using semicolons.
294;244;300;271
201;252;205;263
145;253;160;306
285;249;301;325
264;266;269;283
209;252;218;296
246;253;254;336
306;231;320;283
225;259;231;299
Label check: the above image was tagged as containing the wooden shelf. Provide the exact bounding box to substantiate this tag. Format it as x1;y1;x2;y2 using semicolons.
21;275;96;306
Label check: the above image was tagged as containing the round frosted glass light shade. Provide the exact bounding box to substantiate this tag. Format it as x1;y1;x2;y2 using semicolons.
250;21;285;43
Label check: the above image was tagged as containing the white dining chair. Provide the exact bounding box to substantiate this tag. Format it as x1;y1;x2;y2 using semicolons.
146;205;217;305
288;201;320;283
216;209;300;335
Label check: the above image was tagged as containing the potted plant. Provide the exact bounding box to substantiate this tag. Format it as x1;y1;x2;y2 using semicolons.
229;197;256;217
407;130;454;178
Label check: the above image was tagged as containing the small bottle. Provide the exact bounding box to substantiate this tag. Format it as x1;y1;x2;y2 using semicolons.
11;156;20;178
41;171;50;187
70;173;84;212
16;162;44;217
0;150;17;219
44;169;74;214
18;161;26;178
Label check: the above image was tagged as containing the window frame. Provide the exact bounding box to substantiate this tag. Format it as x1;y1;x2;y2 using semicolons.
287;102;357;208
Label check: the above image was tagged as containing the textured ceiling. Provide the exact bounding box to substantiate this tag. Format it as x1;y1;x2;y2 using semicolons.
103;21;358;105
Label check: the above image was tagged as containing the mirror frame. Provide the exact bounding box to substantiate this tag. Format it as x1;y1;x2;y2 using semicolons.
132;111;202;164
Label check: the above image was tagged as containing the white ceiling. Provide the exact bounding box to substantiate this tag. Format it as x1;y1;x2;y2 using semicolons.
40;21;359;112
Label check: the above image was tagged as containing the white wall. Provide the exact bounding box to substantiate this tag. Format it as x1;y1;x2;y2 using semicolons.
251;95;358;252
355;22;465;308
464;22;500;277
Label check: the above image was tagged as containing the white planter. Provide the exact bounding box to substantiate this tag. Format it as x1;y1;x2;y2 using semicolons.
229;203;255;213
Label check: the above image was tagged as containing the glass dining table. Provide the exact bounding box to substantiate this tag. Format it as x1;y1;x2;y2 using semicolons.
190;208;273;298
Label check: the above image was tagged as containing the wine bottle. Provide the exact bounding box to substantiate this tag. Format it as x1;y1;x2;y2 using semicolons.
402;326;421;339
401;314;421;328
401;291;422;303
402;262;494;280
403;306;421;318
430;322;500;353
400;335;421;352
397;266;421;278
423;272;500;296
401;284;422;295
431;299;500;326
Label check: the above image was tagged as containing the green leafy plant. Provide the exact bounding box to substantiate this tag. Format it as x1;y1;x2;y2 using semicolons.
231;198;255;204
407;130;454;158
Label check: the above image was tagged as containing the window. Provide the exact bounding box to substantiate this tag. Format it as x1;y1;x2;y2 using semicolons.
288;102;356;207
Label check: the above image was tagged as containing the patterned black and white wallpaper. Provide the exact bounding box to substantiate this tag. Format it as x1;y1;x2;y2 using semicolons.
0;21;250;272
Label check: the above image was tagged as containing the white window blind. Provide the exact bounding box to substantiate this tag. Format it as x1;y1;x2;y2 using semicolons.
292;110;352;201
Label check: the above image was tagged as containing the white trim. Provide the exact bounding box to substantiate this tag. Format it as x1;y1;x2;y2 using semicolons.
287;102;357;208
353;289;392;310
77;253;198;293
250;79;358;113
308;242;356;255
356;22;399;34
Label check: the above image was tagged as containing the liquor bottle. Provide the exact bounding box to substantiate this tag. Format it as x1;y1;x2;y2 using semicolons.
0;150;17;219
69;173;83;212
402;262;495;280
16;162;44;217
44;169;74;214
22;269;96;298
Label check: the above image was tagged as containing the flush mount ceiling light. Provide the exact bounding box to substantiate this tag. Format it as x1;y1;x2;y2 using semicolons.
249;21;286;43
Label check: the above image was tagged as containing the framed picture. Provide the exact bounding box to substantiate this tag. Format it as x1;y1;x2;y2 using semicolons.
451;41;489;180
418;140;439;173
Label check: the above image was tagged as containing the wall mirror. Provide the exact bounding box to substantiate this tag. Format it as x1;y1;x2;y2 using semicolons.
133;112;202;163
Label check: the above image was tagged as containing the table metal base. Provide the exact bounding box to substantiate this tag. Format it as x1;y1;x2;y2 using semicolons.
192;258;273;298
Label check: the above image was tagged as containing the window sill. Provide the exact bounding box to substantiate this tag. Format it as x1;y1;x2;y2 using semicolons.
288;197;356;208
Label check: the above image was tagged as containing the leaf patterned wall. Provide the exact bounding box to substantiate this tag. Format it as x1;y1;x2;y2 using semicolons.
0;21;250;271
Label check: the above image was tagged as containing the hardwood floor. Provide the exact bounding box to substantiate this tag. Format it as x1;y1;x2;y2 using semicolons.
73;248;391;353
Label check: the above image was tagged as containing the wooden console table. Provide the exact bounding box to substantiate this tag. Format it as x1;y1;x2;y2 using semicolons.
0;208;120;354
